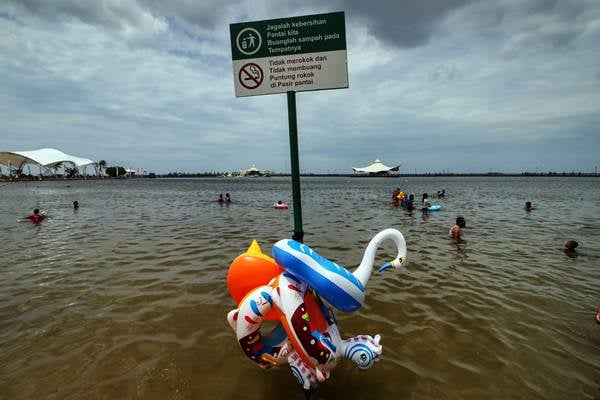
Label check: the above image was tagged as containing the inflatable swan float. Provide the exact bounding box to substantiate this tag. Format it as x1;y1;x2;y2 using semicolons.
272;228;407;312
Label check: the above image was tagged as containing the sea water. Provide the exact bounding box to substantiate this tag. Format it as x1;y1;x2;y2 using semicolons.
1;176;599;399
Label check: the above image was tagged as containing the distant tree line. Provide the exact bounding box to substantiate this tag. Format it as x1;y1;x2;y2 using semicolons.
105;166;126;177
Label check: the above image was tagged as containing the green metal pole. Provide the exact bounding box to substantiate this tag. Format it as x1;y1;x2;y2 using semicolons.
287;91;304;243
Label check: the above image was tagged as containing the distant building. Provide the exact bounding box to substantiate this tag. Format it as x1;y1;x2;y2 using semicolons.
352;159;400;176
242;164;265;177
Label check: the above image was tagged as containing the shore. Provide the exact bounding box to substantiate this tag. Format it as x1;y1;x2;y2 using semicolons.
1;171;599;182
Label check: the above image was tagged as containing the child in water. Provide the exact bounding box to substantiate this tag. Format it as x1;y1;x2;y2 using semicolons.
23;209;46;223
421;193;431;211
449;216;466;239
405;194;415;211
564;240;578;257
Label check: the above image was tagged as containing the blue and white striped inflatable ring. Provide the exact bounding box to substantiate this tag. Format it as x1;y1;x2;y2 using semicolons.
273;240;365;312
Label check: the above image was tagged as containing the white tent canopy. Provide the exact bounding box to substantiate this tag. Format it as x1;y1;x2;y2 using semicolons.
352;159;401;174
0;148;96;169
242;164;265;176
0;148;97;178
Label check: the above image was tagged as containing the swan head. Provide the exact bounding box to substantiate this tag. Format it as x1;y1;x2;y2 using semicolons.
353;228;408;289
378;256;406;272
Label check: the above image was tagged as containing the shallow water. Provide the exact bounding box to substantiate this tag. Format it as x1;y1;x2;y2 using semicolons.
1;176;599;399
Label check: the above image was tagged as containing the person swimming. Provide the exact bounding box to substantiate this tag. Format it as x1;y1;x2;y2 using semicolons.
73;201;79;209
225;193;231;203
524;201;534;212
595;307;600;325
217;194;224;203
564;240;578;251
24;208;45;223
274;200;289;209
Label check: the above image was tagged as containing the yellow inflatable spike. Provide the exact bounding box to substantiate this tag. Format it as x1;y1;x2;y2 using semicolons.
246;240;263;256
243;240;276;263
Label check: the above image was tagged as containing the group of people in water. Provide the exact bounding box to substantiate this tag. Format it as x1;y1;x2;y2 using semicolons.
216;193;288;209
391;188;597;322
22;201;79;223
391;189;414;210
392;188;444;212
392;188;465;239
22;188;595;324
522;201;579;256
217;193;232;203
391;190;582;248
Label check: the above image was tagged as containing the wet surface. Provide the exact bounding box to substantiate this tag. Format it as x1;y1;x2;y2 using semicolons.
1;176;599;399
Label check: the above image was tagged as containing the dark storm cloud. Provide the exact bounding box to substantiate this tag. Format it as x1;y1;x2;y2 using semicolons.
4;0;598;50
341;0;475;47
5;0;148;30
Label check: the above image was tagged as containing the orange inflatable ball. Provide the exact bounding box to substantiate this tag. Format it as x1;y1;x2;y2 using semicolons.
227;240;283;311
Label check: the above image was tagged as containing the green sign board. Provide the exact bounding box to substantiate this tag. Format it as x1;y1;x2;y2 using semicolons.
229;12;348;97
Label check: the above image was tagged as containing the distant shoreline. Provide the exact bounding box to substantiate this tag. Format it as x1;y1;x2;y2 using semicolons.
1;172;598;182
161;172;600;178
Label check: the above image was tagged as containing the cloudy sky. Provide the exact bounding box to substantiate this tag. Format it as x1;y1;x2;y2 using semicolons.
1;0;599;173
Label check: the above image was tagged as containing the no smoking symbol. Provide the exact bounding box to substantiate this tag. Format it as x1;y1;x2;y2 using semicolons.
239;63;263;90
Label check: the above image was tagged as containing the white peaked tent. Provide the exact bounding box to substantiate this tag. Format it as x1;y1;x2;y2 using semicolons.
0;148;97;177
352;159;401;175
241;164;265;176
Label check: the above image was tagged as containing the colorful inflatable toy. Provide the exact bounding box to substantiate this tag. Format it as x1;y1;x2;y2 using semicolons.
272;228;407;312
226;229;407;390
274;202;289;209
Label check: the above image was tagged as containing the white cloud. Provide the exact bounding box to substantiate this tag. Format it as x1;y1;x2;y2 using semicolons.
1;0;599;173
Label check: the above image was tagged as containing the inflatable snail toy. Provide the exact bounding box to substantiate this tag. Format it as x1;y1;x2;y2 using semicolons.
226;228;407;390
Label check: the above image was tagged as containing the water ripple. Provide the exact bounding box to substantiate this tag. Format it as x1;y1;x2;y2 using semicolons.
1;176;599;399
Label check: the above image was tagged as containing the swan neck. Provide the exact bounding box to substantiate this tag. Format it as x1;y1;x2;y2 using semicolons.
352;229;406;287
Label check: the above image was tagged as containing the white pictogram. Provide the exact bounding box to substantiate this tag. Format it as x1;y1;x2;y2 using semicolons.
236;28;262;56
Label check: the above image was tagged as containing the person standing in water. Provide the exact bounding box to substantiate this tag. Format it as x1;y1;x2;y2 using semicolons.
564;240;578;257
421;193;431;211
449;216;466;239
406;194;415;211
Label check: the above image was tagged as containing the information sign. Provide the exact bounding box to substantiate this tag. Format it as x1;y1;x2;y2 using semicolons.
230;12;348;97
